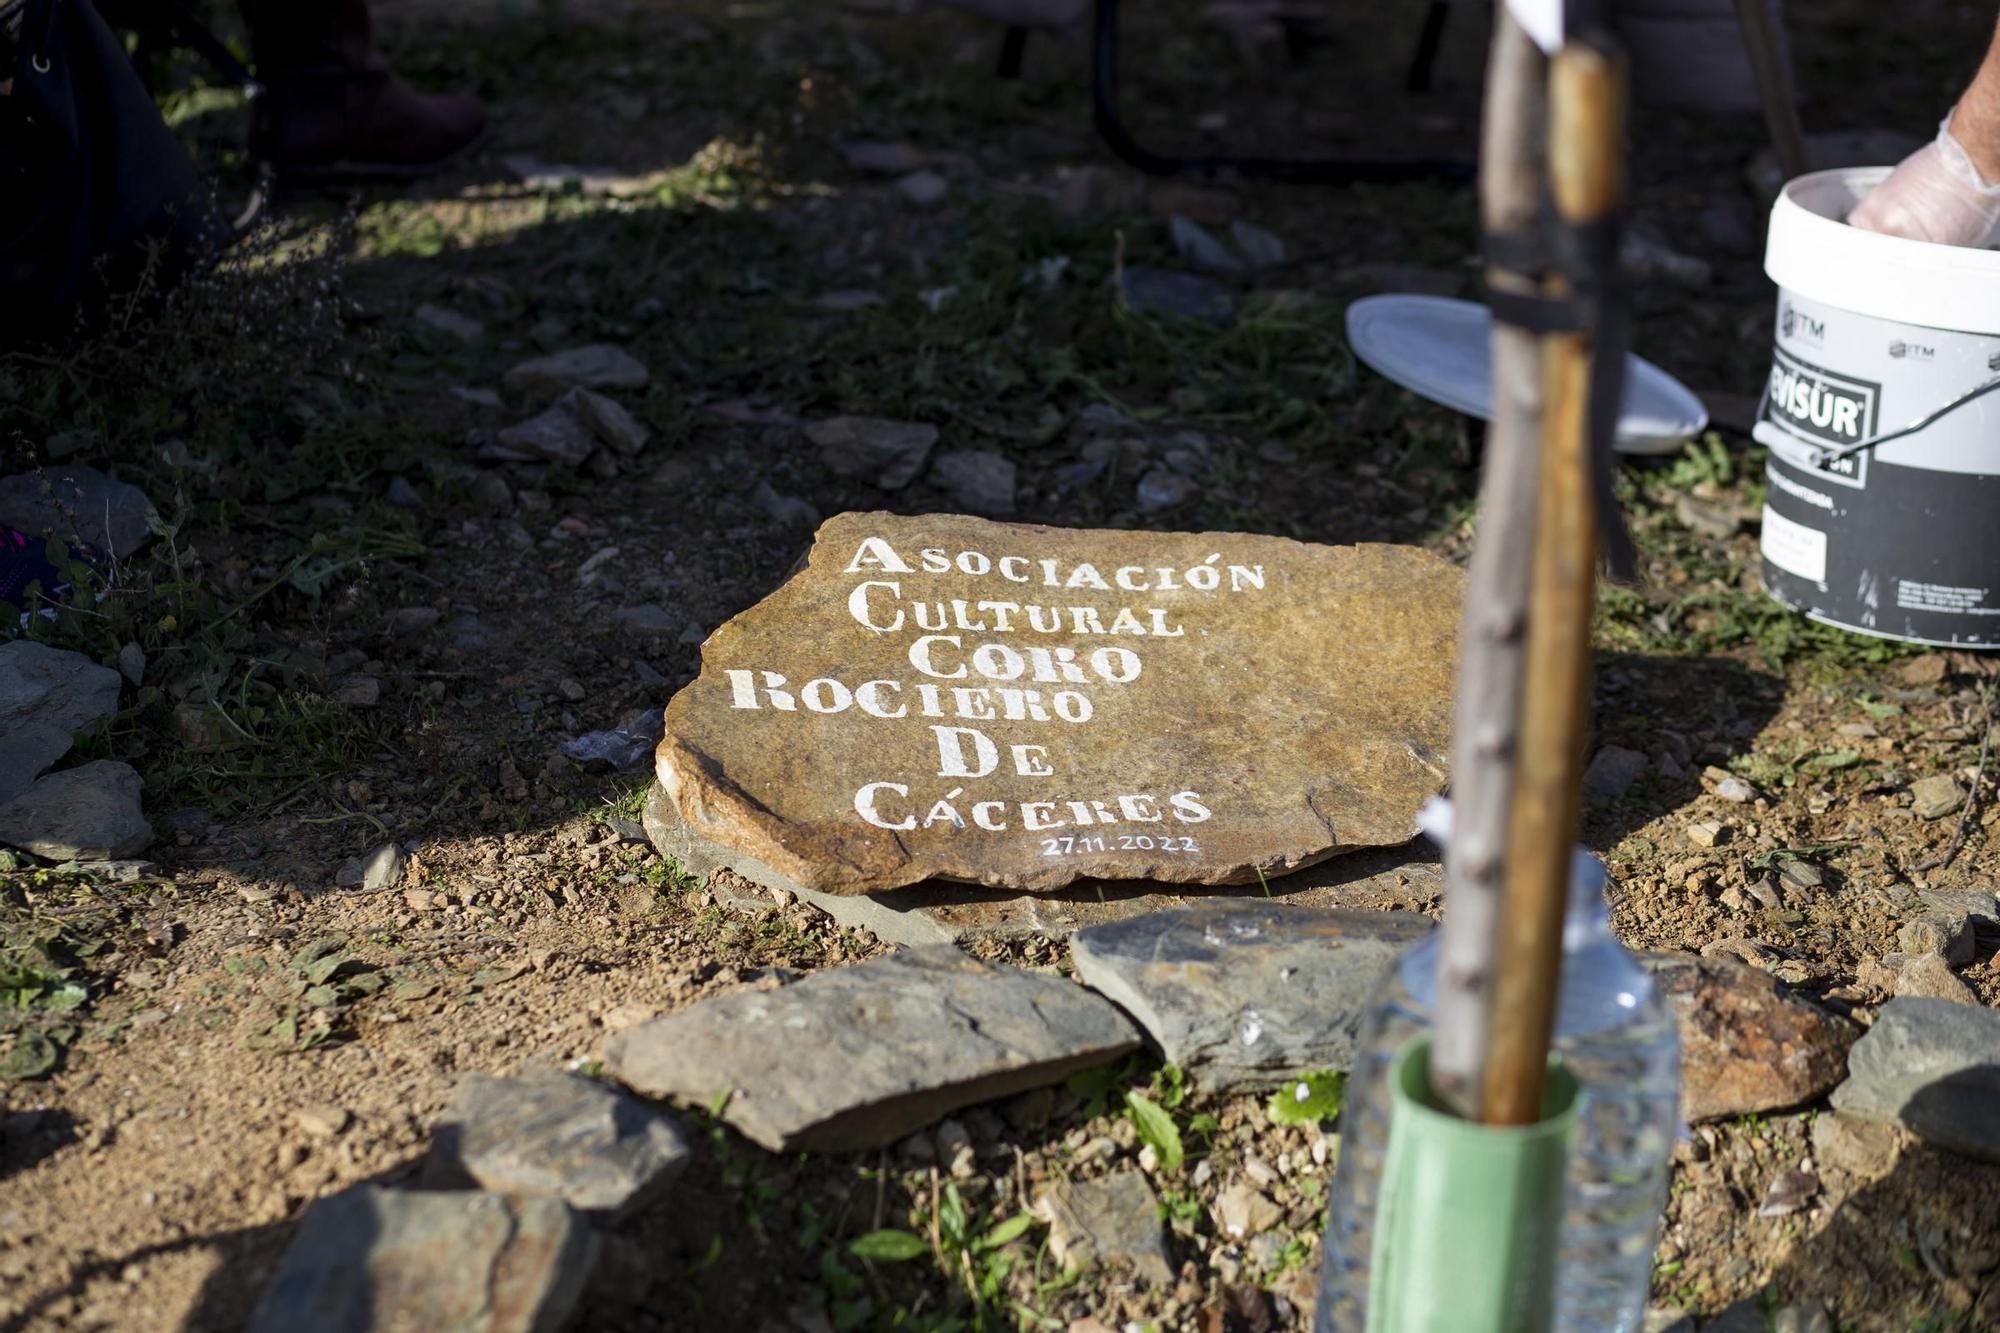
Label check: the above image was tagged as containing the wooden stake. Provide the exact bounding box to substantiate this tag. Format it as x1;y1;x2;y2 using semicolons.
1481;39;1626;1128
1431;7;1548;1120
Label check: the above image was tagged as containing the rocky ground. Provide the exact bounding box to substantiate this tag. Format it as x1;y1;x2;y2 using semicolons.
4;1;2000;1330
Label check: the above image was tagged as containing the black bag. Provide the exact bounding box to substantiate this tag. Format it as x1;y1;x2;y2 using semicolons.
1;0;233;345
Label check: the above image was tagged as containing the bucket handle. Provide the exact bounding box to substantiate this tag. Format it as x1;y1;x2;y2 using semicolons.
1769;374;2000;472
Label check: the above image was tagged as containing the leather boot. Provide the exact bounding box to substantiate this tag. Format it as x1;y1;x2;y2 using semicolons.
239;0;487;181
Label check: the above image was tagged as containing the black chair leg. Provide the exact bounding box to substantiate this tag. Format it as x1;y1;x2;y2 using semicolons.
997;24;1028;78
1405;0;1451;93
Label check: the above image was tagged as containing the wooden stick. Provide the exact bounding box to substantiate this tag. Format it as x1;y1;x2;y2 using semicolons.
1735;0;1809;182
1431;6;1549;1120
1482;39;1626;1128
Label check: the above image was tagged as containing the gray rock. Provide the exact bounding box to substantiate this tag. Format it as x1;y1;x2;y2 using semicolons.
1117;266;1235;324
248;1186;596;1333
929;451;1016;517
561;387;650;454
1168;216;1245;274
1713;774;1756;803
415;304;486;343
1892;952;1978;1005
613;604;679;639
361;842;408;892
116;642;146;687
807;416;939;491
1771;1303;1832;1333
1919;884;2000;922
0;760;151;860
1700;1301;1769;1333
1228;220;1287;268
387;606;441;637
471;472;515;513
0;640;122;740
0;721;71;806
1583;745;1650;801
1810;1111;1903;1181
751;481;821;529
1069;903;1431;1091
1911;774;1967;820
1035;1170;1172;1285
452;386;506;413
1134;467;1194;514
601;946;1141;1152
1898;911;1976;966
895;169;949;210
1829;997;2000;1161
427;1072;690;1221
503;345;650;395
496;406;597;466
0;465;157;559
559;730;653;773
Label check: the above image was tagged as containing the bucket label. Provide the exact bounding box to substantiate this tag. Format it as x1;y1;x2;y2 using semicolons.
1760;505;1827;584
1763;346;1878;485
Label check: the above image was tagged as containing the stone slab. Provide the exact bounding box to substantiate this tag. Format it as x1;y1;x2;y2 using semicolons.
426;1071;690;1221
0;640;122;739
0;760;152;861
1069;902;1432;1092
248;1186;597;1333
0;465;156;560
1035;1170;1173;1285
600;946;1142;1153
1640;953;1857;1123
1829;996;2000;1161
656;512;1460;896
644;784;1442;947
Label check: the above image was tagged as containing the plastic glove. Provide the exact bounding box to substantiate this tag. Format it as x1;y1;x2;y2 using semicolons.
1849;113;2000;249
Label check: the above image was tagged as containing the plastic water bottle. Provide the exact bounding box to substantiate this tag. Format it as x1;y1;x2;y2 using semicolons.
1315;845;1681;1333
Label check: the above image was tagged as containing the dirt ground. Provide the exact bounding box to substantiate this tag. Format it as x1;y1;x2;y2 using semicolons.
4;1;2000;1330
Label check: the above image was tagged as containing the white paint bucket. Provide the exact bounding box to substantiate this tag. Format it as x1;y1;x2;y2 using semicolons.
1757;167;2000;647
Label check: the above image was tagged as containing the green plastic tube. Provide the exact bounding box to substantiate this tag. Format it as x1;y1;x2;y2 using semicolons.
1365;1035;1580;1333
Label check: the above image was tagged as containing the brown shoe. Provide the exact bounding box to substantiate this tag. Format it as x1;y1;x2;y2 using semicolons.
240;0;488;182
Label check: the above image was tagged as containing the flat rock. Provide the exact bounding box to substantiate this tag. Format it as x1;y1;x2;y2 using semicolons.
1582;745;1650;801
600;946;1141;1152
1069;903;1431;1091
655;512;1460;896
1910;774;1967;820
427;1072;691;1221
0;465;156;559
248;1186;597;1333
807;416;939;491
0;760;152;861
895;169;950;210
0;721;72;806
1035;1170;1172;1285
1830;997;2000;1161
1117;266;1235;324
0;640;122;740
561;387;650;454
1640;953;1856;1122
929;450;1017;517
1810;1111;1904;1182
643;785;1442;947
1898;911;1976;966
1919;884;2000;922
496;405;597;466
1892;951;1978;1005
503;345;650;396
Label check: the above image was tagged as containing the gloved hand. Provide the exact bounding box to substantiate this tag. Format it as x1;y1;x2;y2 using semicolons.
1849;112;2000;249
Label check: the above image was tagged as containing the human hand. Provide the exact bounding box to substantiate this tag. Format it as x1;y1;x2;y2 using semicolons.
1849;114;2000;249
